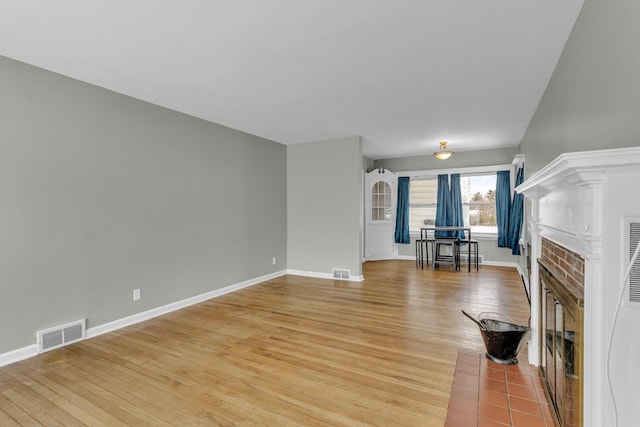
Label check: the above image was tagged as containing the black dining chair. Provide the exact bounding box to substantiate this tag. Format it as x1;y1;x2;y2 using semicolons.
415;229;436;269
458;238;479;271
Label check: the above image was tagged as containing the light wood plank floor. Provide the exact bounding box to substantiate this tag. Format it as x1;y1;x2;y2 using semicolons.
0;260;530;426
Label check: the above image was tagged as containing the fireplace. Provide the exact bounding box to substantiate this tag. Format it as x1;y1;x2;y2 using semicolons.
539;255;584;427
515;147;640;427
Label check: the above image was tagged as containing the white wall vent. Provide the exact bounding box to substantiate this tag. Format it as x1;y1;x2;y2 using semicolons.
459;254;484;264
629;221;640;304
332;268;351;280
37;319;86;354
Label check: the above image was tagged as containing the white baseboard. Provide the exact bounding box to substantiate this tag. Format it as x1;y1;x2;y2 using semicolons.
0;270;287;367
516;264;530;286
482;261;518;268
0;344;38;368
287;269;364;282
515;263;531;302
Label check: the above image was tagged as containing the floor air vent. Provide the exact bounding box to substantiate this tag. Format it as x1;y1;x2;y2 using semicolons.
332;268;351;280
37;319;86;353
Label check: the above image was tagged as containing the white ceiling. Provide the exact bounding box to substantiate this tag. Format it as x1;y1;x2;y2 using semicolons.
0;1;584;159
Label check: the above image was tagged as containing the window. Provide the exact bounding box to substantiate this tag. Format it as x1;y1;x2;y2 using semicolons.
408;179;438;231
408;172;499;234
371;181;392;221
462;174;497;233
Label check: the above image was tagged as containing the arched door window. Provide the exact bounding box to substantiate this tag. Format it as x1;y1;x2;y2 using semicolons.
371;181;392;221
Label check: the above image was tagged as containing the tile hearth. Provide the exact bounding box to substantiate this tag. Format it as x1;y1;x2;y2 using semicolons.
445;350;554;427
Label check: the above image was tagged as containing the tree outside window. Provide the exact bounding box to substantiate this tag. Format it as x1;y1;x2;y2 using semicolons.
462;175;497;232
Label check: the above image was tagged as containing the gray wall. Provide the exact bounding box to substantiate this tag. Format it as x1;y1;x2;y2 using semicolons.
0;56;287;353
363;156;374;172
519;0;640;175
287;137;363;277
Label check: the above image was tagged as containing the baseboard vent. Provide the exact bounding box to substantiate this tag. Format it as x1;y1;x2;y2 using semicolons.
332;268;351;280
459;254;483;264
37;319;86;354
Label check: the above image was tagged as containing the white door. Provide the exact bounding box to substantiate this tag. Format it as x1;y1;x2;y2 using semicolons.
365;169;397;260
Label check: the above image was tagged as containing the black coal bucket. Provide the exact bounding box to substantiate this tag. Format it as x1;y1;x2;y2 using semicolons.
462;310;530;365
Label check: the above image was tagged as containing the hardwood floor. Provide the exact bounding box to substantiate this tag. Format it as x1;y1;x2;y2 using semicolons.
0;260;530;426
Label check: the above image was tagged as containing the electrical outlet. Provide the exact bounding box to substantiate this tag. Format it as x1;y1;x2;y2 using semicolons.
133;288;141;301
272;257;277;265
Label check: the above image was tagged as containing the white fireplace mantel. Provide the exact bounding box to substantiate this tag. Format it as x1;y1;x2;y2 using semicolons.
516;147;640;192
516;146;640;427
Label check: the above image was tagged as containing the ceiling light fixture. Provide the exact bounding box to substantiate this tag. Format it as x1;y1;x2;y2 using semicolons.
433;141;454;160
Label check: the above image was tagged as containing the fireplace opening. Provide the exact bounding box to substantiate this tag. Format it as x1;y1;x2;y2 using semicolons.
539;258;584;427
545;329;575;377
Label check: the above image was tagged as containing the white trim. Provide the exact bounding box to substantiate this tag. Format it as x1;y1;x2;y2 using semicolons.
472;232;498;240
88;270;287;339
0;344;38;367
396;163;513;179
516;263;530;301
0;270;287;366
287;269;364;282
515;263;528;287
513;154;526;168
482;261;518;268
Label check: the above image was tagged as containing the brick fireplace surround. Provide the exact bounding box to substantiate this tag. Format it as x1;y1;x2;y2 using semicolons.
540;239;584;292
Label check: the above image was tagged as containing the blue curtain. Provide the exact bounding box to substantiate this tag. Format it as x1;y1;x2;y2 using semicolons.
496;170;511;247
449;174;465;240
394;176;410;244
435;174;451;237
508;166;525;255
